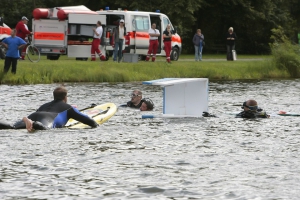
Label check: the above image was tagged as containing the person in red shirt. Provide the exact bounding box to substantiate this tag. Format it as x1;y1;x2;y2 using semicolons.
15;16;32;60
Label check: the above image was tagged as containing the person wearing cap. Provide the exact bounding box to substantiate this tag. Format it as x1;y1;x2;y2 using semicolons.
1;29;26;74
91;21;106;61
236;99;269;118
15;16;32;60
113;19;126;63
145;23;160;62
226;27;237;61
140;98;154;111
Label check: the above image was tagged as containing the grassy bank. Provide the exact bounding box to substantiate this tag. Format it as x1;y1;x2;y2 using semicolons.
0;54;289;84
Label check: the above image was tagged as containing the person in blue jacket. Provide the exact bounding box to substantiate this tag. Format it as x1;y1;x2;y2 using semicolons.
0;86;98;131
1;28;26;74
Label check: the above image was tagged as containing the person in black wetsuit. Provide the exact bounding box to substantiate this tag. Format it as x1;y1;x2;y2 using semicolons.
140;98;154;111
126;90;143;109
236;99;269;118
0;86;98;131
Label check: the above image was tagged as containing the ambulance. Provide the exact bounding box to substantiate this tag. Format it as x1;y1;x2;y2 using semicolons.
31;5;107;60
97;8;182;61
0;17;12;59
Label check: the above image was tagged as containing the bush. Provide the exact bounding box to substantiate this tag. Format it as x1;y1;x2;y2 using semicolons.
270;27;300;77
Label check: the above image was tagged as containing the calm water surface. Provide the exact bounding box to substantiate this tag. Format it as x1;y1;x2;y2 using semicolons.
0;80;300;199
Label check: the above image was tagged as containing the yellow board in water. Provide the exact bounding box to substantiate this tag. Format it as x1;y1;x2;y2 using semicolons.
66;103;117;129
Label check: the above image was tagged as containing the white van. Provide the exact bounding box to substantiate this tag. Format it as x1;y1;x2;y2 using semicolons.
97;9;182;61
0;17;12;59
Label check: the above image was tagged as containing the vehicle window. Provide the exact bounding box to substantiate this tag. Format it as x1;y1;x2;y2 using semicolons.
106;14;124;26
163;17;173;30
134;16;149;31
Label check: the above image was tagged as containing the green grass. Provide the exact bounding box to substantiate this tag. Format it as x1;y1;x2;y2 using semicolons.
0;54;289;84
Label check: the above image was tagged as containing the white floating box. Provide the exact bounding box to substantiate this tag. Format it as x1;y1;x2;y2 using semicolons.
142;78;209;118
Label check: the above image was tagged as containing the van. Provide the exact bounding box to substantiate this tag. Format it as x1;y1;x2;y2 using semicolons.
0;17;12;59
97;9;182;61
32;6;106;60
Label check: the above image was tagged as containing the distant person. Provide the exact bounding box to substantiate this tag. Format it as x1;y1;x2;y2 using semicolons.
192;29;204;61
1;29;26;74
0;86;98;131
226;27;237;61
15;16;32;60
113;19;126;63
127;90;143;108
163;24;173;63
145;23;160;62
140;98;154;111
236;99;269;118
91;21;106;61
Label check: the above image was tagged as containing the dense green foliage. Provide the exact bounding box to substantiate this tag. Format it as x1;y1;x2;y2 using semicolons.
270;27;300;77
1;0;299;54
0;56;289;85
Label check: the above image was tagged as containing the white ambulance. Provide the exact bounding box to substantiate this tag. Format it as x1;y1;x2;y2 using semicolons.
97;9;182;61
0;17;12;59
32;5;106;60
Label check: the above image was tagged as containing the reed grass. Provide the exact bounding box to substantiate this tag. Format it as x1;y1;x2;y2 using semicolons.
0;54;289;84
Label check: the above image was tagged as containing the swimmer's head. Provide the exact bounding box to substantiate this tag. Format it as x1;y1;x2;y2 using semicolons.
53;86;67;101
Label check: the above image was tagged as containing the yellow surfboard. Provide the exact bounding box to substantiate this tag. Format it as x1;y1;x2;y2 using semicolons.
66;103;117;129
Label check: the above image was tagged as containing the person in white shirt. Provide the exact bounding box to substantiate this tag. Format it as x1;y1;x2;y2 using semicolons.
91;21;106;61
113;19;126;62
145;23;160;62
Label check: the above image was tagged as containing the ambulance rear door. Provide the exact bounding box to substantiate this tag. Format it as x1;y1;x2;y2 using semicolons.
132;14;150;55
67;13;106;58
32;19;67;55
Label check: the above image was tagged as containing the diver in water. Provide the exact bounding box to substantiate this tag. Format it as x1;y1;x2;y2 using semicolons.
0;86;98;132
140;98;154;111
236;99;269;118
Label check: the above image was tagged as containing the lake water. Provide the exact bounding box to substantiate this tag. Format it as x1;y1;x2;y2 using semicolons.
0;79;300;199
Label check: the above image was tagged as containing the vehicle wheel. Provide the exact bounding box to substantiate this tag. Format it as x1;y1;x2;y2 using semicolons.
47;54;60;60
26;45;41;62
0;45;6;59
170;47;179;61
138;55;146;61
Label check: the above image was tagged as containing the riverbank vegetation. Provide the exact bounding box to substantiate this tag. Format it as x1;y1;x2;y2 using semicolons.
270;27;300;78
1;0;300;54
0;54;291;85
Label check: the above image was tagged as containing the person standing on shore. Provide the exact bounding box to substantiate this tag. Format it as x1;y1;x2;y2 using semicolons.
1;29;26;74
192;29;204;61
163;24;173;63
91;21;106;61
145;23;160;62
15;16;32;60
113;19;126;63
226;27;237;61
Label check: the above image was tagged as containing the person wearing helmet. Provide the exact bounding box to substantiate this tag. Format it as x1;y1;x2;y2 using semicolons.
140;98;154;111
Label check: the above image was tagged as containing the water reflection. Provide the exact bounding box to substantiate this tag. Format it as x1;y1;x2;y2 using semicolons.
0;79;300;199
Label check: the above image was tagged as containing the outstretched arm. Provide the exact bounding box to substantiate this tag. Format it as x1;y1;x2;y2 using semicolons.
68;108;98;128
